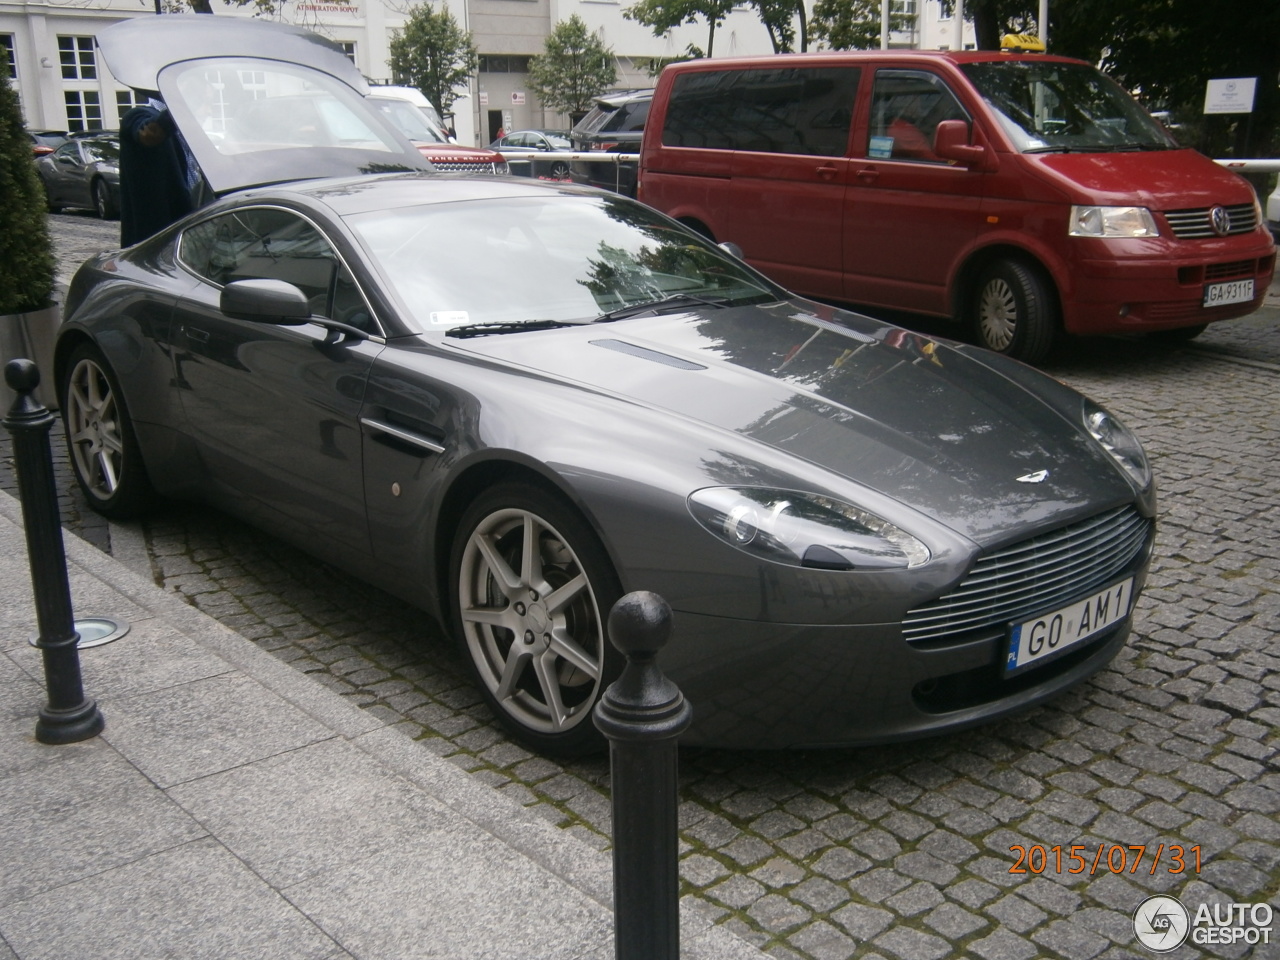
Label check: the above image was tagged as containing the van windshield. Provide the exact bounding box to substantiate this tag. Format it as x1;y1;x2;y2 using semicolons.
961;60;1176;154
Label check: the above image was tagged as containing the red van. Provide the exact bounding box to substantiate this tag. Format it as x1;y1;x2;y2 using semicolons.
638;51;1276;363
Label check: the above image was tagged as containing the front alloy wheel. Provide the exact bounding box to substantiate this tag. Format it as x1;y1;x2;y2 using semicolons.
452;485;620;755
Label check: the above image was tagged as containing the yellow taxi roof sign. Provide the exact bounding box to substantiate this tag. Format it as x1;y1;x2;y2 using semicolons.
1000;33;1046;53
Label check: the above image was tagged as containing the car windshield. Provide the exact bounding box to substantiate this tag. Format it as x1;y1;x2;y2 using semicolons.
961;61;1175;153
85;139;120;163
346;194;780;332
367;97;450;144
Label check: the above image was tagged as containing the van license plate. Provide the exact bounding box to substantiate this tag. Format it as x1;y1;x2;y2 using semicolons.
1203;279;1253;307
1005;579;1132;675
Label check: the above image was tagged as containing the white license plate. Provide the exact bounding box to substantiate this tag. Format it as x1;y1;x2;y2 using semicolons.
1203;278;1253;308
1005;579;1133;675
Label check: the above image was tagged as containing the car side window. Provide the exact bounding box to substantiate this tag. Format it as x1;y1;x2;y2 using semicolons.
53;142;82;165
868;69;968;163
179;208;374;331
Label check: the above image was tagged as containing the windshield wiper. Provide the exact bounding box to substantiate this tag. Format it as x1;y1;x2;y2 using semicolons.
592;293;733;323
444;318;589;339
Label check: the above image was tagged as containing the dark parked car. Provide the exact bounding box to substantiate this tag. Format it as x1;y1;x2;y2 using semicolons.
569;90;650;197
488;130;573;179
35;134;121;219
29;130;68;157
62;15;1157;757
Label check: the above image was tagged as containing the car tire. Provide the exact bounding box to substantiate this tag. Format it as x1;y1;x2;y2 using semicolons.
60;343;156;520
1147;323;1207;344
972;259;1058;365
92;179;118;220
549;160;570;180
450;482;622;756
43;186;62;214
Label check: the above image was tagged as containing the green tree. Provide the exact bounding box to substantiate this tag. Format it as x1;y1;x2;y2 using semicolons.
748;0;809;52
388;3;478;115
811;0;914;50
624;0;737;59
528;15;618;121
0;49;55;313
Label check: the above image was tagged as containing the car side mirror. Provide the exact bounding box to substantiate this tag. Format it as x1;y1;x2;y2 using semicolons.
220;278;311;324
718;241;745;260
934;120;988;168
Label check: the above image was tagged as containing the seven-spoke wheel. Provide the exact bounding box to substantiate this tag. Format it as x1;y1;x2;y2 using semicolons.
451;484;620;755
61;344;153;518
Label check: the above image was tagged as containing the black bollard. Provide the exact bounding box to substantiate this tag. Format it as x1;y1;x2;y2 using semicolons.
593;591;693;960
3;359;104;744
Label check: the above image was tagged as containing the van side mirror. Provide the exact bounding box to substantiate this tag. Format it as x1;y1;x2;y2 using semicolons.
934;120;987;167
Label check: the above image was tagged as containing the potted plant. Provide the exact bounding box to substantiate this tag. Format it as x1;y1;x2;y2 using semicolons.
0;48;59;409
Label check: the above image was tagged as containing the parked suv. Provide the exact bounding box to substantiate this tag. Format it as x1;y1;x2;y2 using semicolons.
639;51;1276;363
569;89;651;196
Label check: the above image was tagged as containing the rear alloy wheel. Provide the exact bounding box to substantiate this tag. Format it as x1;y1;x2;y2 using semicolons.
972;259;1058;365
92;179;118;220
549;160;570;180
61;344;155;519
451;484;621;756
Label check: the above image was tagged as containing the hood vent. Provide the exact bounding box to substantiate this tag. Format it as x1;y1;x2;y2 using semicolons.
590;339;706;370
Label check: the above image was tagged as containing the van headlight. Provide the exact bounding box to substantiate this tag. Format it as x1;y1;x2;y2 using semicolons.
688;487;930;570
1069;205;1159;238
1083;399;1151;489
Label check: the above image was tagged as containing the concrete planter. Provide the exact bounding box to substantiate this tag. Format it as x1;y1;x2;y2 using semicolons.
1;302;62;411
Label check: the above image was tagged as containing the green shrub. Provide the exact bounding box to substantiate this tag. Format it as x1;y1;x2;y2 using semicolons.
0;50;56;314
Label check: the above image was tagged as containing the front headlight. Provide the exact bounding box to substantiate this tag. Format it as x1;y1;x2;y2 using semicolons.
1069;205;1159;238
1083;399;1151;489
495;160;510;175
688;487;930;571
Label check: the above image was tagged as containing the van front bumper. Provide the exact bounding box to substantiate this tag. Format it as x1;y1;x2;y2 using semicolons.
1063;243;1275;335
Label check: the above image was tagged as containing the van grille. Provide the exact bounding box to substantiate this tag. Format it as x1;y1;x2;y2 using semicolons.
1164;203;1258;239
903;506;1151;645
433;161;503;174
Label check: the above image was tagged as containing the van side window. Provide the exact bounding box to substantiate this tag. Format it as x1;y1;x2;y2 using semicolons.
663;67;859;158
868;70;968;163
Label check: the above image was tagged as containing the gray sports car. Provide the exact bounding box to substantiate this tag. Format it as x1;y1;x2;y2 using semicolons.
56;16;1156;755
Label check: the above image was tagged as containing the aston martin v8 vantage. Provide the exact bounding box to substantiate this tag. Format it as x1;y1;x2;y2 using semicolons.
55;16;1156;755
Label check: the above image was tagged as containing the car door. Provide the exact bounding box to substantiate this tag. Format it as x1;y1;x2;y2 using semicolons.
842;67;986;316
721;66;861;300
170;205;383;554
44;142;90;208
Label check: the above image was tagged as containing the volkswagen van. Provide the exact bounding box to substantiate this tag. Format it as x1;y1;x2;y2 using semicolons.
639;50;1276;363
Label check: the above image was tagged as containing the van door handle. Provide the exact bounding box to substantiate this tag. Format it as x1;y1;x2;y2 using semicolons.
855;166;880;183
816;164;839;181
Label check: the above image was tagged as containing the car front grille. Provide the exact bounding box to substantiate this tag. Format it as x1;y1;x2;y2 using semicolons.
1164;203;1258;239
432;161;502;174
903;505;1152;645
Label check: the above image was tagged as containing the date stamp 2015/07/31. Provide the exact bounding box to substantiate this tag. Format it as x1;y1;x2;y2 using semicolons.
1010;843;1202;876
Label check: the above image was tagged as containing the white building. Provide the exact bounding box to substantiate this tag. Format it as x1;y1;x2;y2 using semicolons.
1;0;963;147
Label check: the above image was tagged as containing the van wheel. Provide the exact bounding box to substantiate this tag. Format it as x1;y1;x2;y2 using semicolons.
971;260;1058;364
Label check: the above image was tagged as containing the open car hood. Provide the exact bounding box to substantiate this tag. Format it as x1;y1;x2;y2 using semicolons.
97;16;430;196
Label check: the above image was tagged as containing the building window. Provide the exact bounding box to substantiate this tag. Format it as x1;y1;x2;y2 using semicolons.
58;35;97;81
339;41;356;64
116;89;144;124
64;90;103;131
479;55;532;74
891;0;916;14
2;34;16;80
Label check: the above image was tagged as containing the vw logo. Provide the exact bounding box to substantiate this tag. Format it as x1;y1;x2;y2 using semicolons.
1210;205;1232;236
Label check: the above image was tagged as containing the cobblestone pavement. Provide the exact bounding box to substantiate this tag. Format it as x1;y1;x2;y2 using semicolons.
8;212;1278;960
